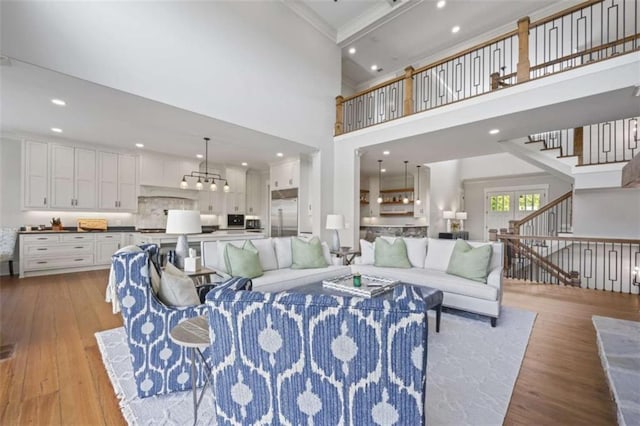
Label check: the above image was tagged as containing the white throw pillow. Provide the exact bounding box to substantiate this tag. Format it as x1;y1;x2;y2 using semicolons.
424;238;457;271
273;237;293;269
250;238;278;271
321;241;332;265
359;239;374;265
157;262;200;307
402;237;428;268
216;240;246;273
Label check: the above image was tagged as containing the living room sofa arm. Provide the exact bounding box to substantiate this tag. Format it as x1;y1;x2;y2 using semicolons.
486;267;503;291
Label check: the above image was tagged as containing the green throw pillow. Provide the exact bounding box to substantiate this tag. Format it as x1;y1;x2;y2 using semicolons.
291;237;328;269
224;240;263;279
446;239;493;283
374;237;411;268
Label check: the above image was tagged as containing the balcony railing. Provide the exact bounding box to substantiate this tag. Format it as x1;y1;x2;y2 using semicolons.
529;116;639;165
499;234;640;294
335;0;640;136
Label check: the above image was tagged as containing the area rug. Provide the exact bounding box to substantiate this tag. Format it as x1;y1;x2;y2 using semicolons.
96;306;536;425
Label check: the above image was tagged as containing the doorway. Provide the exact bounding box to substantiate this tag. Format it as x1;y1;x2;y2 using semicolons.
484;186;548;235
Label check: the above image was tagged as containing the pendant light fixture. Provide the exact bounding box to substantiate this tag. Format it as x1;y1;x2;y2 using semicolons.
376;160;383;204
180;137;230;192
402;161;409;204
415;165;421;205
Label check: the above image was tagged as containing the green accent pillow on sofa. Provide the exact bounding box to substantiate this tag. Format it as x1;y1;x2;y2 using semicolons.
374;237;411;268
291;237;328;269
446;239;493;283
224;240;263;279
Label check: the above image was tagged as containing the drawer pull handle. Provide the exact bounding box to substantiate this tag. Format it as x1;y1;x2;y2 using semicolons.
37;237;47;240
37;261;47;264
37;248;47;251
74;237;83;239
74;246;84;249
74;259;84;262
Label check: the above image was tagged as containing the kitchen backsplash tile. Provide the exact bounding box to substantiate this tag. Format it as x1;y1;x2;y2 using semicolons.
136;197;196;229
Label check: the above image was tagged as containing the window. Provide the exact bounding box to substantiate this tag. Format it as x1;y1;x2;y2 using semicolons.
490;195;510;212
519;193;541;211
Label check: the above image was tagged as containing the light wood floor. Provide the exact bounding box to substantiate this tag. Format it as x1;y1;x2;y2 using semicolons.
1;271;638;425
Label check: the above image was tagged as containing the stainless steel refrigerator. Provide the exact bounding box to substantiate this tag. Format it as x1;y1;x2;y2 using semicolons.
271;188;298;237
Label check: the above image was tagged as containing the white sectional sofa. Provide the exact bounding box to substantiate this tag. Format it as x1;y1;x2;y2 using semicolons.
202;236;503;326
201;237;350;293
352;237;503;326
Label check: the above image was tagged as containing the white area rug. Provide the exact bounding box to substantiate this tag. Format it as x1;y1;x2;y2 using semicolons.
96;306;536;425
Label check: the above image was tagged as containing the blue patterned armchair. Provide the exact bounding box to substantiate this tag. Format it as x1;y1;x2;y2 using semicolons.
112;244;250;398
205;285;428;425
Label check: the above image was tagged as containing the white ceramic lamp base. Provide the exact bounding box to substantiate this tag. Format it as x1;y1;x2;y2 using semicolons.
175;234;189;269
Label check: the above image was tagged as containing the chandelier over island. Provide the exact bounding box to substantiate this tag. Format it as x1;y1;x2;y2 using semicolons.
180;137;230;192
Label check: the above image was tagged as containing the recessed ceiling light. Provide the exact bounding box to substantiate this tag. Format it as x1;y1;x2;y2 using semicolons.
196;154;204;159
135;143;144;148
381;168;387;173
51;98;66;106
241;162;248;166
437;0;446;8
489;129;500;135
276;152;284;157
451;26;460;34
370;64;378;71
50;127;62;133
348;47;356;55
383;150;390;155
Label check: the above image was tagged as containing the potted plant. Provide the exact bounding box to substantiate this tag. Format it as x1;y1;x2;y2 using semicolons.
51;217;63;231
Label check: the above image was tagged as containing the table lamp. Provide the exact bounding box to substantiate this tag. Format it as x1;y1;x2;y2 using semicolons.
165;210;202;269
455;211;468;231
326;214;345;252
443;210;455;233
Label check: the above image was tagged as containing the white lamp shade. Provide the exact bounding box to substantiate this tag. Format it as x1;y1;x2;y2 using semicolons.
326;214;345;230
455;212;468;220
443;210;456;219
165;210;202;235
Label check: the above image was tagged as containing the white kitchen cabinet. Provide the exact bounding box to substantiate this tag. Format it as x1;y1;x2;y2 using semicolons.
98;152;138;211
224;167;246;214
95;233;122;265
23;140;49;208
140;153;200;188
199;188;223;214
245;171;264;216
270;160;299;190
18;232;127;277
50;144;97;209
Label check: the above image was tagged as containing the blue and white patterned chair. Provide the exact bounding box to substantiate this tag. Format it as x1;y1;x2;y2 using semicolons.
0;227;17;276
205;285;428;425
112;244;250;398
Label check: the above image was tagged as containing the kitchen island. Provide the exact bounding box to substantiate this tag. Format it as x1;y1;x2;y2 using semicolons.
359;225;429;242
18;229;265;278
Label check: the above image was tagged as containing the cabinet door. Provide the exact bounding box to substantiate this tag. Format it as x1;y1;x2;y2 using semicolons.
139;154;164;186
118;154;137;211
50;145;75;208
235;192;246;213
288;160;300;188
199;190;212;214
24;141;49;208
95;240;121;265
270;163;285;189
75;148;97;209
98;152;119;209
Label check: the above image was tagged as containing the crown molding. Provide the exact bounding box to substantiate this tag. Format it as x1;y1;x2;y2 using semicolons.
281;0;337;42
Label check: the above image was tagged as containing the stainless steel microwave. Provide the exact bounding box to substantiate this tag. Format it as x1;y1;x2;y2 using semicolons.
227;214;245;227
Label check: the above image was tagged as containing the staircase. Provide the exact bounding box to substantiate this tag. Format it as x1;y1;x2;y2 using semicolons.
499;189;640;294
501;117;638;189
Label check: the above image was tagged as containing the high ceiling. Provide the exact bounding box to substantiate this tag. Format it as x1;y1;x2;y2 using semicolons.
0;59;315;170
292;0;564;89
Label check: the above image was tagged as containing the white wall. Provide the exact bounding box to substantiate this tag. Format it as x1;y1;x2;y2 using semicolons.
463;173;573;241
1;1;340;150
573;188;640;238
427;159;463;237
459;153;543;180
